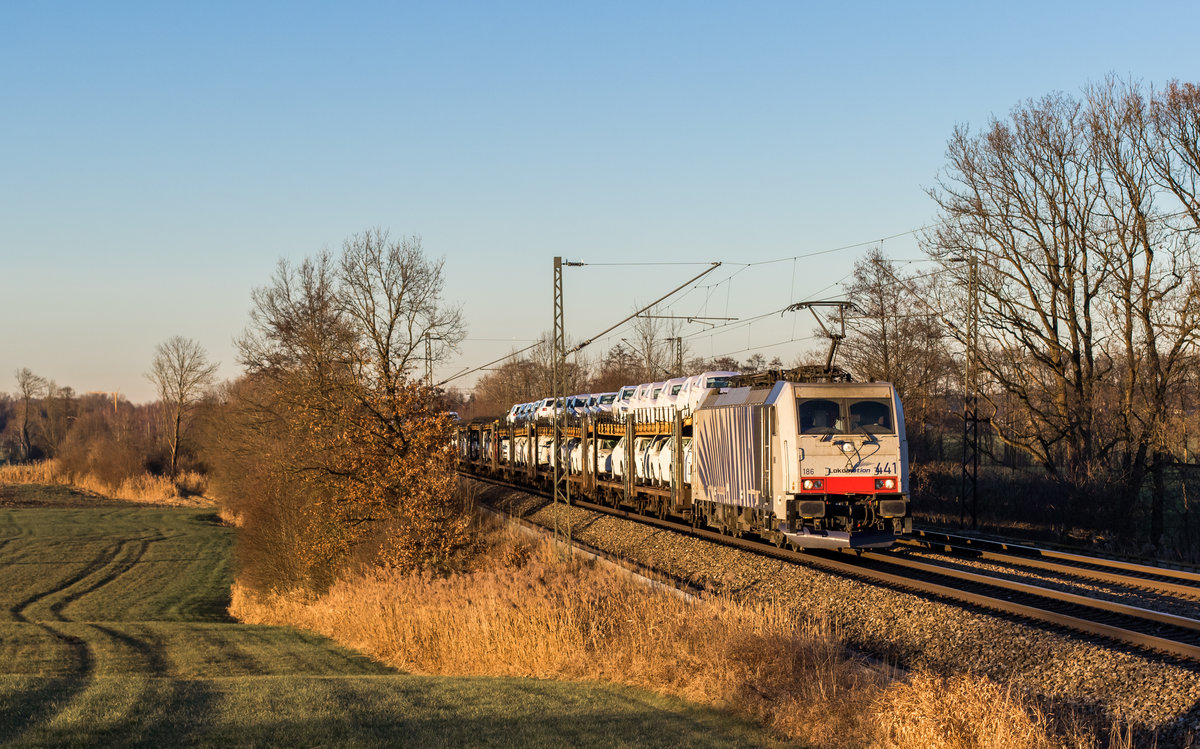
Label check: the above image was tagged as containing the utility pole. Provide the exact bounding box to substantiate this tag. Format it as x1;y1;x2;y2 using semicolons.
425;334;433;385
552;257;582;551
665;336;683;376
960;255;981;530
424;334;444;387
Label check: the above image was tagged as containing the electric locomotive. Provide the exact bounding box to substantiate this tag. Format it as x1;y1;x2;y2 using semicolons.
456;367;910;550
691;370;909;549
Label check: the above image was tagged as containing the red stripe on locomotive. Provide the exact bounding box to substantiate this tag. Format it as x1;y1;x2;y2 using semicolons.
801;475;896;493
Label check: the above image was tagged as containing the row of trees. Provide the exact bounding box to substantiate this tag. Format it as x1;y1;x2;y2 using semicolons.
2;336;217;489
781;78;1200;554
919;79;1200;550
0;379;155;485
2;337;217;486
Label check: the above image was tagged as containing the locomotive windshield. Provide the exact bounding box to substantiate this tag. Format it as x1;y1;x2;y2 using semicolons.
798;398;895;435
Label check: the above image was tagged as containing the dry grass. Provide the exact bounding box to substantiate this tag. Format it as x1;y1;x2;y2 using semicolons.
230;516;1135;748
872;672;1132;749
0;460;210;506
232;519;879;747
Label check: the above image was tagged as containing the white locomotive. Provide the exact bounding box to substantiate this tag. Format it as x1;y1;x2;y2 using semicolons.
457;367;910;550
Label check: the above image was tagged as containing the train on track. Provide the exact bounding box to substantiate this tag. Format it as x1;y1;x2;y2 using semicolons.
455;366;911;549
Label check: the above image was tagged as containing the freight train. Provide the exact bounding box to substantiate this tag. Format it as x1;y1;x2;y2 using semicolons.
455;367;911;549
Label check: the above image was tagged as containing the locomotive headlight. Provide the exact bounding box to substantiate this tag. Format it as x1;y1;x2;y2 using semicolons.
802;479;813;490
875;478;896;491
802;479;823;490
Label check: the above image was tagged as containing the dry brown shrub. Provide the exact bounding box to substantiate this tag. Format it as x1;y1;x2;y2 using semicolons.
871;671;1117;749
173;471;207;496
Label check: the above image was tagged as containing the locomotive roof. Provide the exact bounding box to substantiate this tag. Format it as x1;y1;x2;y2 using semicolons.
791;382;896;398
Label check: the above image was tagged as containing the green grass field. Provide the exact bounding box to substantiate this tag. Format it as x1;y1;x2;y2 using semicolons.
0;485;785;748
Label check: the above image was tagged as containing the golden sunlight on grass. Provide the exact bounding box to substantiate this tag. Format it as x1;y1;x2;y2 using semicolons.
873;672;1131;749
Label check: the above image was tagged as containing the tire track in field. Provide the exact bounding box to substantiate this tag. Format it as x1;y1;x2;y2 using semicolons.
9;541;126;623
1;535;162;745
0;544;120;745
46;535;163;620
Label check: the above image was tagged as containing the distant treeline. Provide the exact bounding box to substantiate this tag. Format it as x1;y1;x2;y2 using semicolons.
0;382;181;486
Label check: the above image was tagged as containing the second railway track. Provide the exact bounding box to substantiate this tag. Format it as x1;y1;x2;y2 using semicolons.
901;528;1200;598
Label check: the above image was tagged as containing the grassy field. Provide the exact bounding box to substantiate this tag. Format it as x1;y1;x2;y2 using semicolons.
0;484;786;748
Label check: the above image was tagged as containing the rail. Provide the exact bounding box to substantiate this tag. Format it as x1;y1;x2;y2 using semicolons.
901;529;1200;598
462;470;1200;663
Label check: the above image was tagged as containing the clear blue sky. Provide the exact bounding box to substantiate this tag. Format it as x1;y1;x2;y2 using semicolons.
2;1;1195;402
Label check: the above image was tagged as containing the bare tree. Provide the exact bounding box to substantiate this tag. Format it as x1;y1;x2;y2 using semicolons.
147;336;218;477
837;248;956;456
224;229;470;588
337;230;466;386
926;80;1200;546
628;312;681;381
927;92;1109;488
470;357;544;417
590;342;643;391
14;368;46;461
1087;78;1200;544
41;382;76;458
1147;81;1200;233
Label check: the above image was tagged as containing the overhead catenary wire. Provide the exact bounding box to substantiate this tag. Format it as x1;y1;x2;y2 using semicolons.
582;223;942;271
669;261;956;367
438;221;945;385
437;340;541;386
566;262;722;355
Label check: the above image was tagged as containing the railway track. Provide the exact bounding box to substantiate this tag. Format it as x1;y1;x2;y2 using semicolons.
902;528;1200;598
464;471;1200;663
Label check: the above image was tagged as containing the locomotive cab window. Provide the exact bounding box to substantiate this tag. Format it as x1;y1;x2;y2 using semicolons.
798;397;895;435
849;399;894;434
798;399;843;434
